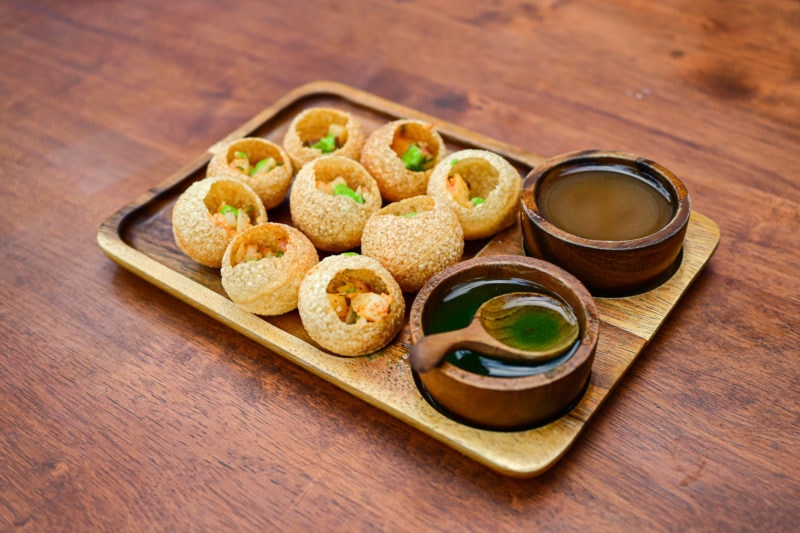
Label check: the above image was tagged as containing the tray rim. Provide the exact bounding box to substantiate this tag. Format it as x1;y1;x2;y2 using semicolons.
97;81;721;477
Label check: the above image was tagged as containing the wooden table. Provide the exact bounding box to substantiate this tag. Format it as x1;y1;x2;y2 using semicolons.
2;1;798;530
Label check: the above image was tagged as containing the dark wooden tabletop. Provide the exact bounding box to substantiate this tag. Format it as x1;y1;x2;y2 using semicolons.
2;0;798;530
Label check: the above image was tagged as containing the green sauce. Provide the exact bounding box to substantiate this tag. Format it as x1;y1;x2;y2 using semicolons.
479;293;577;353
422;277;580;377
496;304;563;350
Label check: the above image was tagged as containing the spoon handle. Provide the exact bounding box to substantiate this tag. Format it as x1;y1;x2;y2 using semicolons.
408;329;467;373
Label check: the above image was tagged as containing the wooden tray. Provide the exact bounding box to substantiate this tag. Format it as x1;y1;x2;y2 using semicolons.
97;81;721;477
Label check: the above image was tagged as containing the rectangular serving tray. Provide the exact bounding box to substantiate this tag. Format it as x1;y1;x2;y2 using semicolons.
97;81;721;477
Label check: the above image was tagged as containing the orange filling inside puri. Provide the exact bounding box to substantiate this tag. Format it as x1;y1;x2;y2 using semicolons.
230;229;288;266
234;238;286;264
204;183;259;237
327;272;392;324
445;158;497;208
228;148;282;177
391;123;437;171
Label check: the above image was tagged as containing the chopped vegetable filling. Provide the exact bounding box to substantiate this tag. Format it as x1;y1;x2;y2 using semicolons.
229;151;282;176
211;202;254;236
317;176;366;204
332;183;365;204
470;196;485;206
311;134;337;153
234;237;287;264
328;278;392;324
446;172;484;208
249;157;278;176
307;123;346;153
400;143;434;172
230;152;250;173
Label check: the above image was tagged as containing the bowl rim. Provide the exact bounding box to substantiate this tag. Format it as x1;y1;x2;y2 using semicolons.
408;254;600;391
520;149;691;250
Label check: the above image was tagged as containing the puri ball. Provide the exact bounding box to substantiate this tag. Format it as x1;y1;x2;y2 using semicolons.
427;149;522;240
297;254;405;357
206;137;293;210
220;223;319;315
282;107;365;168
360;119;446;202
290;155;381;252
171;176;267;268
361;196;464;292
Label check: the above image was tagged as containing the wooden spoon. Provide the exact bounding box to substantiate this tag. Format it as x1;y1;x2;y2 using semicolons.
408;292;579;373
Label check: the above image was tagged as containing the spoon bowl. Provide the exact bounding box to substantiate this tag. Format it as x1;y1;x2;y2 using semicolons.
408;291;579;372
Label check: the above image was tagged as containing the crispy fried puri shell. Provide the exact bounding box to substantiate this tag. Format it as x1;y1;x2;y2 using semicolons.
207;137;293;210
282;107;365;168
297;254;405;357
360;119;445;202
290;156;382;252
172;177;267;268
361;196;464;292
427;149;522;240
220;223;319;316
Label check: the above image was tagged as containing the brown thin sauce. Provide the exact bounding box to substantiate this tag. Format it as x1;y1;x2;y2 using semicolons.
538;163;675;241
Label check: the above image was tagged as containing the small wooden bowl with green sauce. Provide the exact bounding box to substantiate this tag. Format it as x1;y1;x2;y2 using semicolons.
408;255;599;431
520;150;691;296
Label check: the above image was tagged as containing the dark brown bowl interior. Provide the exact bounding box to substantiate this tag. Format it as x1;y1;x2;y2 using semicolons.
408;255;599;430
520;150;691;296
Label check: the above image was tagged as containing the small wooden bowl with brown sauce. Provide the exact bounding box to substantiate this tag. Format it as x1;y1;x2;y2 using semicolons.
520;150;691;296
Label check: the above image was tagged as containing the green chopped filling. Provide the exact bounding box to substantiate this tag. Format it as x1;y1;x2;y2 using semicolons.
249;158;272;176
450;159;459;166
332;183;365;204
220;204;239;216
400;211;418;218
311;133;337;153
400;144;432;171
234;151;248;159
342;252;359;256
470;197;486;206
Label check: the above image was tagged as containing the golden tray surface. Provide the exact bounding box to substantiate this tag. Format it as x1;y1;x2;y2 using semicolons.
97;81;721;477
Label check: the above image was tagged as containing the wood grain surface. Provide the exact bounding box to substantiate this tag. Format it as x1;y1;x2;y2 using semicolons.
2;0;798;531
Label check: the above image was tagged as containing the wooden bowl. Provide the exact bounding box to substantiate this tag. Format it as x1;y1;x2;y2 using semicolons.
520;150;691;296
408;255;599;430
